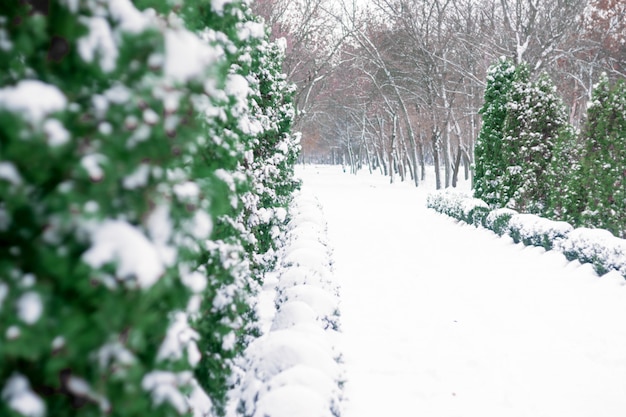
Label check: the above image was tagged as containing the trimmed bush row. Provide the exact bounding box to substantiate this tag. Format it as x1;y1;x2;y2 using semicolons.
427;190;626;279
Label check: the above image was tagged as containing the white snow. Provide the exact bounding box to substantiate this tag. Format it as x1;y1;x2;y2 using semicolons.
164;29;220;83
296;164;626;417
558;228;626;276
82;220;166;288
0;80;67;122
66;376;110;411
109;0;150;33
253;385;333;417
238;21;266;41
232;185;343;417
97;341;136;370
17;292;43;325
0;282;8;310
190;211;212;240
173;181;201;201
51;336;66;350
43;119;71;146
122;163;151;189
0;27;13;51
188;379;213;417
142;370;192;414
80;153;107;181
6;326;20;339
211;0;233;15
157;312;201;367
0;161;23;185
180;270;208;294
104;84;131;104
78;17;118;72
1;373;45;417
142;108;159;125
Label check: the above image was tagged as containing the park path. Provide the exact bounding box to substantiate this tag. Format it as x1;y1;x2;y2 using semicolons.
298;165;626;417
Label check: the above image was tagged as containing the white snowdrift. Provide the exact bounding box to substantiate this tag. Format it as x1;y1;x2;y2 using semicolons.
301;164;626;417
232;189;343;417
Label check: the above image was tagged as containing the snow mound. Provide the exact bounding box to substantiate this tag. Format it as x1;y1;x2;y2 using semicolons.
271;301;317;330
253;385;334;417
277;266;333;290
284;247;330;271
278;285;339;323
234;190;344;417
557;228;626;276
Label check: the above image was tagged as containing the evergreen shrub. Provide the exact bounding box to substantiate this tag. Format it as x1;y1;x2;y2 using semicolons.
507;214;573;250
0;1;300;416
485;208;518;236
428;192;626;279
556;228;626;277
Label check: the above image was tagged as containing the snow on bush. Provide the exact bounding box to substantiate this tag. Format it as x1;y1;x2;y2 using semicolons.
0;2;301;417
485;208;518;236
427;190;489;226
427;190;626;279
234;190;344;417
508;213;574;250
556;228;626;277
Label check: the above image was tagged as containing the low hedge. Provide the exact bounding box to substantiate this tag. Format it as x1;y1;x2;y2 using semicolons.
427;190;626;279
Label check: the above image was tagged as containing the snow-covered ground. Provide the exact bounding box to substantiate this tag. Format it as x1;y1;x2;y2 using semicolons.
296;164;626;417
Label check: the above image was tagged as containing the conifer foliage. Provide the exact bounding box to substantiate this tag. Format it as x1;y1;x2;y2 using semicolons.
0;1;299;417
474;58;626;239
473;57;516;208
569;75;626;238
500;68;571;214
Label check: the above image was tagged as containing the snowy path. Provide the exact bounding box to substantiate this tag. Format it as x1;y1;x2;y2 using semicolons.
298;165;626;417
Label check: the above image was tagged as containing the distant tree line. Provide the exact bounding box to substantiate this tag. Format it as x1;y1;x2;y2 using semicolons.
255;0;625;186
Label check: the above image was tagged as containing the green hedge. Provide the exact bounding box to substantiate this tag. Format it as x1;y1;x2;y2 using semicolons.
0;2;299;417
427;190;626;279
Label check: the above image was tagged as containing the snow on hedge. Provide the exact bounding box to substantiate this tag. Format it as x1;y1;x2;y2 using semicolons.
0;2;300;417
428;190;626;279
508;213;573;250
234;190;344;417
556;228;626;276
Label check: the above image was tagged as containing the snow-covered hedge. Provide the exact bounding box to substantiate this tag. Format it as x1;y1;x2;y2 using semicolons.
427;191;626;279
426;190;489;227
556;228;626;276
507;213;574;250
485;208;518;236
234;191;344;417
0;2;300;417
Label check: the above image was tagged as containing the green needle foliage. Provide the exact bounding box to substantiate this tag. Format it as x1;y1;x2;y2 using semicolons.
473;57;516;208
0;1;299;417
568;75;626;238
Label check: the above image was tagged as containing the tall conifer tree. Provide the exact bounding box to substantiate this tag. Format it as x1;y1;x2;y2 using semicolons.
473;57;516;207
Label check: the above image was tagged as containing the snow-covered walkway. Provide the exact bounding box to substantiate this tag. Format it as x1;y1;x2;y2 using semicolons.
298;165;626;417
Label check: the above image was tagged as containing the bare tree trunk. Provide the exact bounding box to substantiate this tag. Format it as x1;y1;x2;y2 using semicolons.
402;138;416;182
463;147;471;181
389;111;397;184
432;127;442;190
365;143;373;174
452;143;462;188
443;122;452;188
396;100;419;187
418;133;426;181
